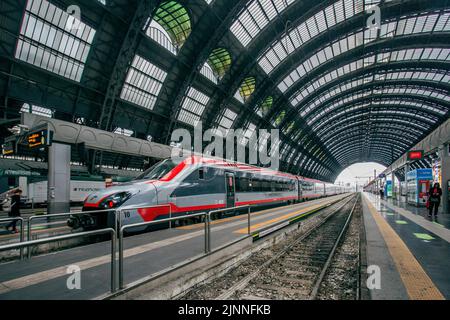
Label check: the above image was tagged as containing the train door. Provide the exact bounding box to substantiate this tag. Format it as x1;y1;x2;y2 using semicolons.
225;172;236;208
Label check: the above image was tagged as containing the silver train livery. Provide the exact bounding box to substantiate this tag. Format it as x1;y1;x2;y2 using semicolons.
68;156;351;229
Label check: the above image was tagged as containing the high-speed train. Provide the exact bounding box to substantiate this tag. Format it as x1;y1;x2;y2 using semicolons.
68;156;351;230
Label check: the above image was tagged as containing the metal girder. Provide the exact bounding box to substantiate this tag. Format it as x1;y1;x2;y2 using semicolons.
161;0;248;144
200;1;343;178
301;82;450;124
98;0;162;132
284;62;450;106
231;1;450;142
314;105;441;135
323;126;421;147
326;132;415;152
307;95;448;125
381;118;450;174
317;114;432;139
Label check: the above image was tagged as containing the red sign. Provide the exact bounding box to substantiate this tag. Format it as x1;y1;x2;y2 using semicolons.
407;150;424;161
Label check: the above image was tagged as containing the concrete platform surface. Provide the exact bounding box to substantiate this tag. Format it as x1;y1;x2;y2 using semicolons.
362;193;449;300
0;194;348;300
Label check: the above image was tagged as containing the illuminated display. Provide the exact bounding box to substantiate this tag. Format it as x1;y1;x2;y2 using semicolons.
1;141;14;155
26;129;52;149
407;150;424;161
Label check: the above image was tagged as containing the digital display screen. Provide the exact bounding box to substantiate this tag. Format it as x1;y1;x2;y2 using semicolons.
1;141;14;155
26;129;52;149
408;150;424;161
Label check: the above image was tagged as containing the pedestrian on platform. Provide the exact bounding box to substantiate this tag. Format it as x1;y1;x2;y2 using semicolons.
427;183;442;218
6;189;22;233
379;188;384;199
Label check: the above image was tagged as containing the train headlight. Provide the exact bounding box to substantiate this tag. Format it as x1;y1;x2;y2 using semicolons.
100;192;131;209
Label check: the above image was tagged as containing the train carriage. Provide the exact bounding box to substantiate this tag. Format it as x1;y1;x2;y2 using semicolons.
69;156;349;230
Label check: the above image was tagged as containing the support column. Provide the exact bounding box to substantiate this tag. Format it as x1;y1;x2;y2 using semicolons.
391;171;396;200
48;143;71;214
404;163;409;205
440;143;450;214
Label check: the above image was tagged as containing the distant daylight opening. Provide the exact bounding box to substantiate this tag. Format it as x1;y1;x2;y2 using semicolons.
335;162;387;190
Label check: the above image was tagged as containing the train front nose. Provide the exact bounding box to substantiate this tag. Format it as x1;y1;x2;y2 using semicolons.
70;188;135;230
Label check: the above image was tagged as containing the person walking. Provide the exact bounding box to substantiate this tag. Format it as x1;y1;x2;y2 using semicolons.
6;189;22;233
427;183;442;218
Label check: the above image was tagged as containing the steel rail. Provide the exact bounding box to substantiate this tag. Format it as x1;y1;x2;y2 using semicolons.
214;194;357;300
309;193;360;300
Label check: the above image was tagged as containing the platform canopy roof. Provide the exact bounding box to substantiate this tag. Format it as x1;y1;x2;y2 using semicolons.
1;0;449;181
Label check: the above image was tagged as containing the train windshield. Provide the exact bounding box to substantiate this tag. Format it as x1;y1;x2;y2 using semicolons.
135;159;178;181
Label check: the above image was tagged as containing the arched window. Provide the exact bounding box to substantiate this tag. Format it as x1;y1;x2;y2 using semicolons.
146;1;191;54
257;96;273;117
235;77;256;103
208;48;232;79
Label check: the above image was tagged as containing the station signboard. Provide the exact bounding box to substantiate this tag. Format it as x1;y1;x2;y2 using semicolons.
26;129;53;149
407;150;424;161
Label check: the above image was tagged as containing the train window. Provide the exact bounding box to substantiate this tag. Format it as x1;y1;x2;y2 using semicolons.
263;180;271;192
199;168;205;180
253;179;261;192
136;159;178;180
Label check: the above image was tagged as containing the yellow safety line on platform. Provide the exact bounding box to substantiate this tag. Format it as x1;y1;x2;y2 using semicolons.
234;202;325;234
177;197;339;231
365;197;444;300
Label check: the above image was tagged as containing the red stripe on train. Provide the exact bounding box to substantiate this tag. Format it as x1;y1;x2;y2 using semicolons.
136;196;298;222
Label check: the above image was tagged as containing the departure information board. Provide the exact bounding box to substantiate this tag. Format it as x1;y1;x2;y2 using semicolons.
1;141;15;155
26;129;53;149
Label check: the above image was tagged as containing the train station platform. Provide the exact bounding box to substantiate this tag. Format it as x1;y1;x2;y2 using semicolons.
362;193;449;300
0;194;349;300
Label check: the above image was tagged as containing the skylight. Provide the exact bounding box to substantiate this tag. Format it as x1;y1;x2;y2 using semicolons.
120;55;167;111
178;87;210;127
16;0;96;82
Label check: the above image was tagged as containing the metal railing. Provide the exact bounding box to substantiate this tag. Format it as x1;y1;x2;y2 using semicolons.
27;209;117;259
0;217;25;260
206;205;251;253
118;211;207;290
0;228;117;293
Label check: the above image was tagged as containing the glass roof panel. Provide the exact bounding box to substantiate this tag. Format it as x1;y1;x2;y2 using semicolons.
120;55;167;110
16;0;96;82
217;108;238;136
230;0;294;47
178;87;210;127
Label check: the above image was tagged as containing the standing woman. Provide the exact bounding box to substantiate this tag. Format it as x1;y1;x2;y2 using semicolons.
7;189;22;233
428;183;442;218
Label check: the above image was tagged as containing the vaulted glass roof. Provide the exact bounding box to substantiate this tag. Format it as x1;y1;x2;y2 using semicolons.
3;0;450;181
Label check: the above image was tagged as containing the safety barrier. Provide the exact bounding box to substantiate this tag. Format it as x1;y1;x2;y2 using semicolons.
118;211;207;289
0;217;25;260
0;228;117;293
27;209;116;258
206;206;251;253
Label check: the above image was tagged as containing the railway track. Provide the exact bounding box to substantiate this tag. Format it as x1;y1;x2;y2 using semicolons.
181;194;360;300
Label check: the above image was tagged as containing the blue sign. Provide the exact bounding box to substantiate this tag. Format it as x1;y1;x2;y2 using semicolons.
407;168;432;180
